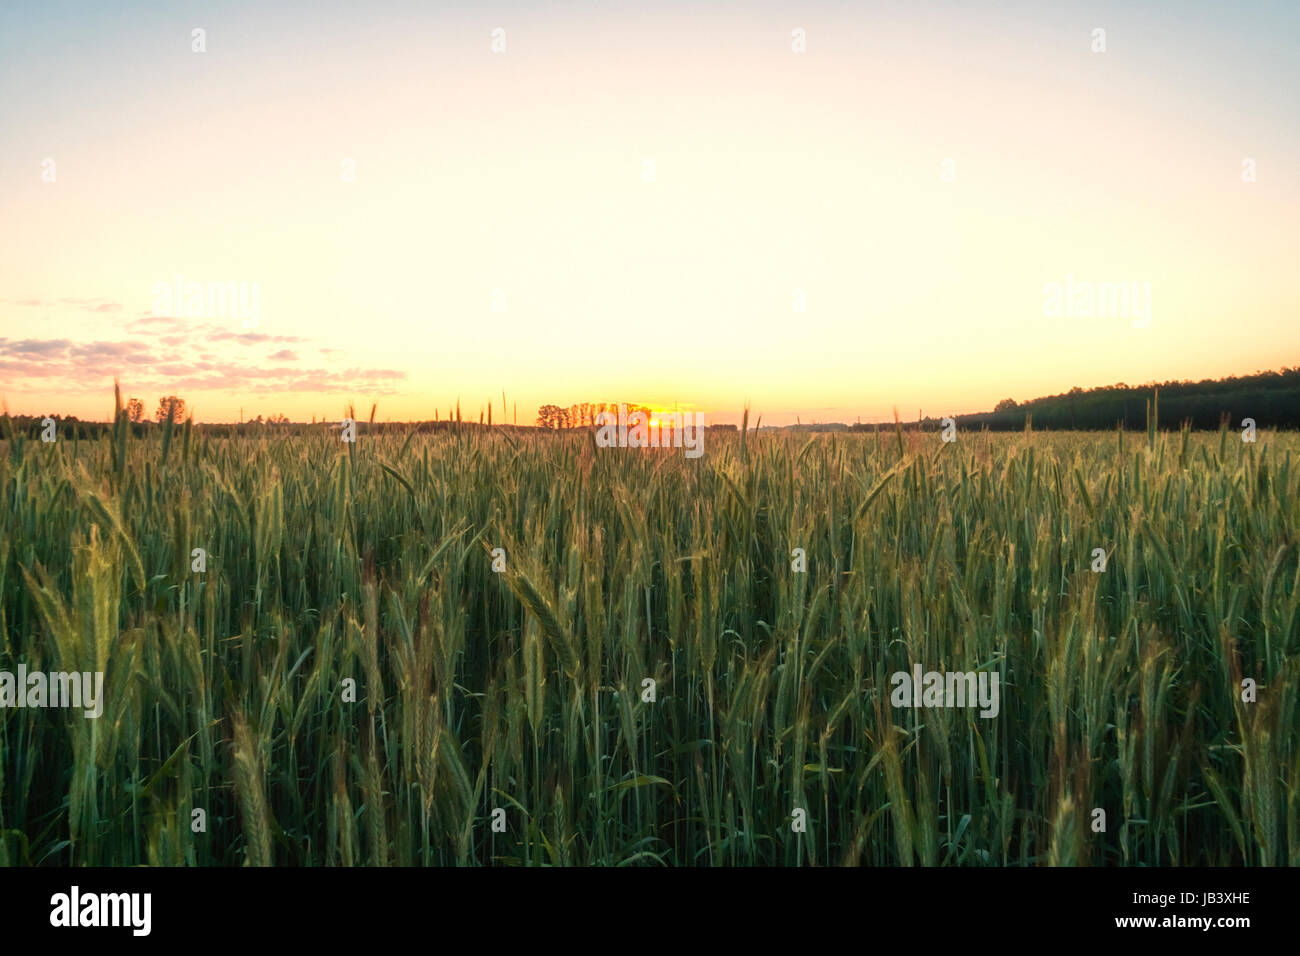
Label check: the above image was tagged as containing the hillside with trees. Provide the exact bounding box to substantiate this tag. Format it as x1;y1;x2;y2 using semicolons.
954;367;1300;431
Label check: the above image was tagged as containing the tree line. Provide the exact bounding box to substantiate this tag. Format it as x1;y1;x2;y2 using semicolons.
535;402;654;429
954;367;1300;431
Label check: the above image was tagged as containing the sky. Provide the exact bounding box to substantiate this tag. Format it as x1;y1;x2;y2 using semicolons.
1;0;1297;425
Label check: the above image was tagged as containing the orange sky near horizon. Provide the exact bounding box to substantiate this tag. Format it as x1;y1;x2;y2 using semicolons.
2;2;1297;425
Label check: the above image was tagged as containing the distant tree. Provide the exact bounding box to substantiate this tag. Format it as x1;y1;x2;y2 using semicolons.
126;397;145;422
155;395;187;423
536;404;561;428
994;398;1017;412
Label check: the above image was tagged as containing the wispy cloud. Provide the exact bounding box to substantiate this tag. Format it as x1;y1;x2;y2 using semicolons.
61;297;124;314
129;315;188;331
0;338;73;356
0;314;404;397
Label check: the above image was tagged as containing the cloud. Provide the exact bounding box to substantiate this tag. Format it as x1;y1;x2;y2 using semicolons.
0;338;72;356
0;306;394;400
207;329;306;345
70;340;152;360
122;362;408;395
0;359;56;377
61;297;124;314
129;317;305;347
8;297;124;313
1;340;404;396
130;315;188;331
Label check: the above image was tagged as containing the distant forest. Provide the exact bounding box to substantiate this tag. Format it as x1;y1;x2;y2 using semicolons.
949;367;1300;431
781;367;1300;433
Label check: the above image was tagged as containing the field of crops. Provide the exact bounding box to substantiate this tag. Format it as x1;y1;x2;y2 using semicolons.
1;415;1296;866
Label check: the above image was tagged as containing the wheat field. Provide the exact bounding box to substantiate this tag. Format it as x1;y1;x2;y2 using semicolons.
0;412;1296;866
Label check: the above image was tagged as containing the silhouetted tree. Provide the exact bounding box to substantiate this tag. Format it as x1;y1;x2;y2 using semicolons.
155;395;187;423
